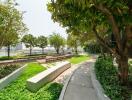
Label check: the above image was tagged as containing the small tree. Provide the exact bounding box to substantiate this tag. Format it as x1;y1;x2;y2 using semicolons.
67;34;80;54
4;33;19;58
22;34;36;55
49;33;65;54
37;36;48;54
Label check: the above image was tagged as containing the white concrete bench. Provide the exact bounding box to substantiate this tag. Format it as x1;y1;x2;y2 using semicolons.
26;61;71;92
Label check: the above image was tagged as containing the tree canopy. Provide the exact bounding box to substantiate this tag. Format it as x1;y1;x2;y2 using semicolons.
37;36;48;54
49;33;65;54
0;1;27;48
67;34;80;54
48;0;132;84
22;34;36;55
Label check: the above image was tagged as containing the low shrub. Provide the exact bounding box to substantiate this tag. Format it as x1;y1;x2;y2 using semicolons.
95;56;125;100
84;42;101;54
0;56;14;60
0;64;20;79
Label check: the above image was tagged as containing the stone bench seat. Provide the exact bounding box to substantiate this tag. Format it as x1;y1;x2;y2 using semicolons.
27;61;71;92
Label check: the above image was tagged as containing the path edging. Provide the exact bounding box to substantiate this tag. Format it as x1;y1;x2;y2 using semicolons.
59;61;88;100
90;63;111;100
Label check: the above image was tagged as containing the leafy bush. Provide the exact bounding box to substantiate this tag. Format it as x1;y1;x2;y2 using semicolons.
95;56;125;100
84;42;101;54
0;64;20;79
0;56;14;60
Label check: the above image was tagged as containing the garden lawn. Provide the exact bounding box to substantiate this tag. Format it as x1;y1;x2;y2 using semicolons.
0;62;63;100
68;55;90;64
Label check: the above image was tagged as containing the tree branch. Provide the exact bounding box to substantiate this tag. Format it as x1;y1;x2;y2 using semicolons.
92;25;120;59
94;4;122;53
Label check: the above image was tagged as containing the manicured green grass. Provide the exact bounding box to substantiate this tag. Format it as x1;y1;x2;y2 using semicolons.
0;62;63;100
68;55;90;64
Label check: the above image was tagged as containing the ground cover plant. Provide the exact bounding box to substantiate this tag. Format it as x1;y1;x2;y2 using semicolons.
0;56;15;60
95;56;130;100
0;62;63;100
0;64;20;79
68;55;89;64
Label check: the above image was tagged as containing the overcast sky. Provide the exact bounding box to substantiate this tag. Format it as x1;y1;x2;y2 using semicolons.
16;0;67;38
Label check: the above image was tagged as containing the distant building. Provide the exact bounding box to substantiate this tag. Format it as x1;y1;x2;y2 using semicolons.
0;43;24;52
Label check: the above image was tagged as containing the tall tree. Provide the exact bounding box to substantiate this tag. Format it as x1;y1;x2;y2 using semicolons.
0;1;26;49
49;33;65;54
48;0;132;84
22;34;36;55
37;36;48;54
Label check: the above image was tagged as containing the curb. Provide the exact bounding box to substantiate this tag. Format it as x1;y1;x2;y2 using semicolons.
0;64;27;90
90;62;111;100
58;71;73;100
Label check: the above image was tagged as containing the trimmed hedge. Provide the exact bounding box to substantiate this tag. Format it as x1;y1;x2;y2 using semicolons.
95;56;125;100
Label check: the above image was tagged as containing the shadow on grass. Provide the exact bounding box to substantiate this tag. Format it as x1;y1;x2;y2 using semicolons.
45;83;63;100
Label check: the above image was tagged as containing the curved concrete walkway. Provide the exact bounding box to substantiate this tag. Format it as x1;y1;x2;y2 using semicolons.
62;59;98;100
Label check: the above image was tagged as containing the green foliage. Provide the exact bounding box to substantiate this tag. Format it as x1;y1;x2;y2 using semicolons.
68;55;89;64
67;34;80;54
22;34;36;48
0;64;20;79
84;42;101;54
49;33;65;54
0;62;63;100
0;2;27;48
22;34;37;55
95;56;125;100
0;56;14;60
47;0;132;61
37;36;48;48
36;36;48;54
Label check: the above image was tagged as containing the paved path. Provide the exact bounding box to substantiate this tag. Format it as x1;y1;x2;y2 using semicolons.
54;63;80;84
63;60;98;100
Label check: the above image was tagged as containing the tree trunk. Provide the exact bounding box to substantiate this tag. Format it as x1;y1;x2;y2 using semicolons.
118;56;129;85
56;48;59;54
75;46;78;55
7;45;10;58
42;48;44;54
30;47;32;56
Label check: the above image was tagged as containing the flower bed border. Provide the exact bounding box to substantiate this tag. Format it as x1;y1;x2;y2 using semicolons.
0;64;27;90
